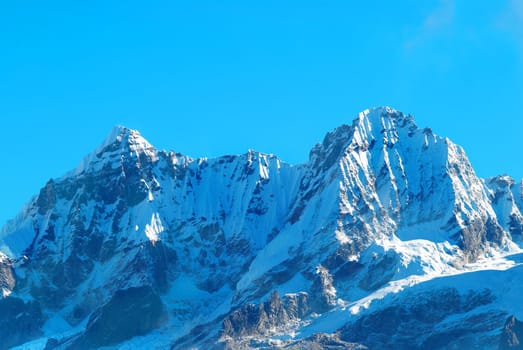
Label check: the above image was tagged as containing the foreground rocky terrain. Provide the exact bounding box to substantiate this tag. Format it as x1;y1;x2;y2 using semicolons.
1;107;522;349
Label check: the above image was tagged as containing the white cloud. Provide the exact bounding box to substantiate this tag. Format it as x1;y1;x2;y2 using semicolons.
495;0;523;51
510;0;523;20
404;0;455;51
500;0;523;31
423;0;455;29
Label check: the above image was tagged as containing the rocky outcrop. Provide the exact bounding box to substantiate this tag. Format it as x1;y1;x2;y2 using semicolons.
0;254;14;297
66;286;166;349
500;316;523;350
310;265;337;312
487;176;523;239
0;297;43;350
340;288;497;349
221;291;309;340
358;250;399;291
285;333;367;350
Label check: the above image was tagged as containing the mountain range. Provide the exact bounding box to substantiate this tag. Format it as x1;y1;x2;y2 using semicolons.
1;106;522;349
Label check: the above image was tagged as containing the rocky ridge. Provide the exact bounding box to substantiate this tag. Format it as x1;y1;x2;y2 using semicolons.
0;107;522;349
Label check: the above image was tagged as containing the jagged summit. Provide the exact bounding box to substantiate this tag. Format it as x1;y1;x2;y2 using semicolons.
70;125;157;176
100;125;153;151
101;125;131;146
79;109;418;179
356;106;413;123
354;106;417;137
310;106;419;161
95;125;156;158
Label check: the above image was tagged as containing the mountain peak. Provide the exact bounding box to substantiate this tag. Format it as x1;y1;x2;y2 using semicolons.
354;106;416;130
2;108;523;349
99;125;150;151
102;125;132;146
359;106;400;117
309;107;418;166
69;125;157;176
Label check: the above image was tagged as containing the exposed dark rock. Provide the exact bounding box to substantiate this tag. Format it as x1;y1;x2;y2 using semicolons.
130;241;178;291
0;297;43;350
358;250;398;291
447;215;504;262
285;333;368;350
37;179;57;215
222;291;309;339
340;288;496;349
70;286;166;349
421;310;506;349
509;215;523;238
44;338;60;350
500;316;523;349
0;257;15;295
310;265;337;313
284;292;310;319
324;243;365;278
199;222;221;241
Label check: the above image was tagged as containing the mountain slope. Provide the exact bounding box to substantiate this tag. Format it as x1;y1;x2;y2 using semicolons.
1;107;522;350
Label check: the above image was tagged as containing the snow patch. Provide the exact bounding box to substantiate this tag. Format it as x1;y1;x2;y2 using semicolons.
145;212;164;244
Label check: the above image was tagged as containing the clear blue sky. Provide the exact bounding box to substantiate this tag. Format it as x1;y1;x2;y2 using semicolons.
1;1;522;226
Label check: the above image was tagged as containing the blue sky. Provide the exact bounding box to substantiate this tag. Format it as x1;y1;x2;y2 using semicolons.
1;1;522;226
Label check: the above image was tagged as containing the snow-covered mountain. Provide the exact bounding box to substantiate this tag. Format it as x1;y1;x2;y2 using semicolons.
1;107;522;349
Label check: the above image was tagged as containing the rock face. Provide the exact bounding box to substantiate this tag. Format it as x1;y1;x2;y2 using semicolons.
0;254;15;297
71;286;166;349
0;297;43;349
340;288;497;350
221;291;309;338
0;107;522;349
500;316;523;350
284;333;368;350
486;176;523;239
